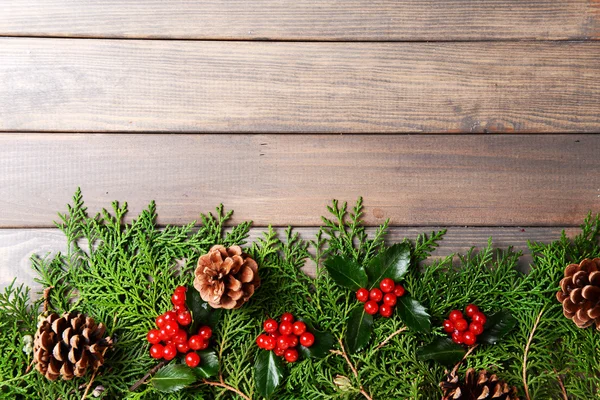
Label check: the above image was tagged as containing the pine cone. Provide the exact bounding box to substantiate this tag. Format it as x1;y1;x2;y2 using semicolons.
194;245;260;309
440;368;519;399
33;312;113;381
556;258;600;329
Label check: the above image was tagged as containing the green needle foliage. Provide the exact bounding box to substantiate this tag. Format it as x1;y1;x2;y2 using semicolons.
0;190;599;399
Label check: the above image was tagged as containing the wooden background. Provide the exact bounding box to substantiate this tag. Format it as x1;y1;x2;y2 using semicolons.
1;1;599;292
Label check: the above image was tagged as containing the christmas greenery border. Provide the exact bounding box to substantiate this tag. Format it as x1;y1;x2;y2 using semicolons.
1;189;600;399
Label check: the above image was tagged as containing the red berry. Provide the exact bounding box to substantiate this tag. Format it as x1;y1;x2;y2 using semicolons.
472;312;487;326
463;331;476;346
174;286;187;294
279;321;293;336
369;288;383;302
454;319;468;332
449;310;463;322
256;334;267;349
172;329;188;344
188;335;203;350
197;339;209;350
286;334;298;348
394;284;406;297
198;326;212;340
465;304;479;317
158;328;170;341
276;336;290;350
292;321;306;336
299;332;315;347
284;348;299;363
156;314;167;328
177;341;190;353
442;320;454;333
174;304;187;312
171;292;186;306
451;331;464;344
383;293;397;307
281;313;294;323
356;288;369;302
163;311;177;323
264;336;276;351
150;344;164;359
164;321;179;337
270;331;281;339
274;347;285;357
364;300;379;315
380;278;395;293
264;319;278;334
379;304;393;318
147;329;161;344
185;352;201;367
177;311;192;326
469;322;484;336
163;344;177;360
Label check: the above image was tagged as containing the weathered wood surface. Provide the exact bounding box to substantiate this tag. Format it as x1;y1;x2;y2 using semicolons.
0;134;597;228
0;227;579;292
1;1;598;41
1;39;599;133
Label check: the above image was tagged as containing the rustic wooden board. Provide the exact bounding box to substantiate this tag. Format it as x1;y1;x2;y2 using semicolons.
0;226;580;293
1;39;599;133
0;134;598;228
1;1;598;41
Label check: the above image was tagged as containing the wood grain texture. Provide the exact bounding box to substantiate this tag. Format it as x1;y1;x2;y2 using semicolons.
0;227;580;293
1;39;599;133
1;1;599;40
0;133;598;228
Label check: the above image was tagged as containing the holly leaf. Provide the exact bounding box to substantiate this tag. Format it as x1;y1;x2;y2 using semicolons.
417;337;466;365
365;243;411;288
297;320;334;359
186;285;222;333
192;349;219;379
478;310;517;345
324;255;368;291
151;364;197;393
345;306;373;354
396;296;431;333
255;350;285;398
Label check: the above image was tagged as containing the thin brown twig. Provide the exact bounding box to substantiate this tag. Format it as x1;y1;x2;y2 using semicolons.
202;378;251;400
330;338;373;400
129;361;166;392
523;307;545;400
42;286;53;313
81;346;110;400
553;368;568;400
451;345;478;376
376;327;408;350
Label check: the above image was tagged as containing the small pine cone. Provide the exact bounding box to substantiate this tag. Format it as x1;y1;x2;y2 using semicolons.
33;312;113;381
556;258;600;329
194;245;260;309
440;368;519;400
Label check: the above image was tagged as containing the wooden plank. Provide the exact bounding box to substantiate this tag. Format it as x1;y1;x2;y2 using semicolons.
1;39;599;133
0;227;580;294
1;1;599;41
0;134;598;228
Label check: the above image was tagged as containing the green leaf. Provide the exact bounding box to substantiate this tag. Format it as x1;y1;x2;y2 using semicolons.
324;255;368;291
345;307;373;354
478;310;517;345
151;364;197;393
255;350;285;398
417;337;466;365
396;296;431;333
192;349;219;379
366;243;411;288
186;285;222;333
297;320;334;359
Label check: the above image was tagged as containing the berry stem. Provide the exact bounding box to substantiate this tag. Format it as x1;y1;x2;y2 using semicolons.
330;338;373;400
375;326;408;350
523;307;545;400
201;377;251;400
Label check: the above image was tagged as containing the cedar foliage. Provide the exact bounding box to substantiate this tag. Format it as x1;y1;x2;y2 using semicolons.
0;190;599;399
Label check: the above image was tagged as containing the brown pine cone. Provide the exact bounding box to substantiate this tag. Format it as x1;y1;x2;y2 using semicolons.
440;368;519;399
194;245;260;309
33;312;113;380
556;258;600;329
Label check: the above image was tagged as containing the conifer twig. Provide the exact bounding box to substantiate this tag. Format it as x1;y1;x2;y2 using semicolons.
129;361;166;392
553;369;568;400
523;307;545;400
330;338;373;400
376;327;407;350
201;377;251;400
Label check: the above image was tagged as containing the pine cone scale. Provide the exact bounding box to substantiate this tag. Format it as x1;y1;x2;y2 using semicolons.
440;368;519;400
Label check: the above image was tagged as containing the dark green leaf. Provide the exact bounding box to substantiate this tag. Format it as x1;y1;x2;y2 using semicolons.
297;320;334;359
255;350;285;398
324;255;368;291
186;285;222;333
478;310;517;345
396;296;431;333
345;306;373;354
366;243;411;288
192;349;219;379
151;364;196;393
417;337;466;365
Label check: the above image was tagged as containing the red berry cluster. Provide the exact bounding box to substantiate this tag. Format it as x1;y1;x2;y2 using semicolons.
443;304;487;346
256;313;315;363
147;286;212;367
355;278;405;318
